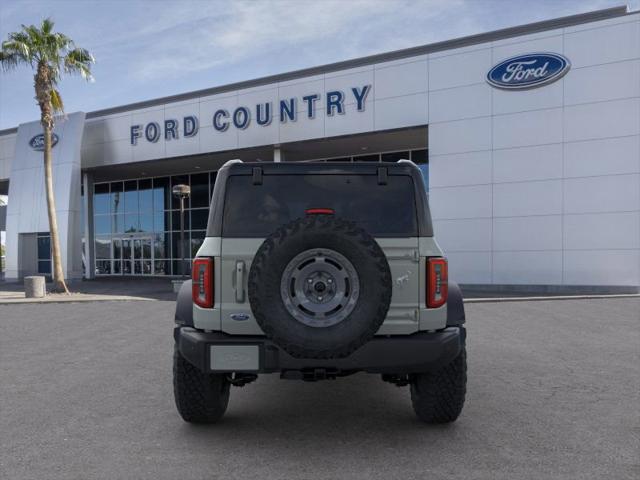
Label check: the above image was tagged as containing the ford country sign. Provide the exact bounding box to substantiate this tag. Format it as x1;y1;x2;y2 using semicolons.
29;133;59;151
129;84;372;146
487;53;570;90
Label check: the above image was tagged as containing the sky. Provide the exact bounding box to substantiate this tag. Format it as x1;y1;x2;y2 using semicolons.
0;0;636;130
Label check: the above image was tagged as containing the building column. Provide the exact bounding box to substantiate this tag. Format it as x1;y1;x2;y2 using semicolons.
83;172;95;279
274;146;282;163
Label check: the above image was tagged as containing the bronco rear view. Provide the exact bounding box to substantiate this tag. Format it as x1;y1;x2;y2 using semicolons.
173;159;467;424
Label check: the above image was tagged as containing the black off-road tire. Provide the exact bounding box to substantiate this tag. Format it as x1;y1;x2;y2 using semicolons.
248;215;392;359
410;346;467;424
173;345;230;424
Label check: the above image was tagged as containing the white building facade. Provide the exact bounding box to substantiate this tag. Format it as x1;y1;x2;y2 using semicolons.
0;6;638;292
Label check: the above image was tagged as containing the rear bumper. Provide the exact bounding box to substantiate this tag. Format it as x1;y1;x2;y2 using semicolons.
174;326;465;375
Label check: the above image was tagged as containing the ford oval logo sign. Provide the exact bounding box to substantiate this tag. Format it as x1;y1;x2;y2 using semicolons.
29;133;59;151
487;53;570;90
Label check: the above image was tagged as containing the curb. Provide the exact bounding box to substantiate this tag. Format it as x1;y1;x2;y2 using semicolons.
2;293;638;306
0;296;158;305
464;293;640;303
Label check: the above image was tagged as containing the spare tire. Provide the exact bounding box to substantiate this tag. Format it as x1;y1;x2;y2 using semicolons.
248;214;392;359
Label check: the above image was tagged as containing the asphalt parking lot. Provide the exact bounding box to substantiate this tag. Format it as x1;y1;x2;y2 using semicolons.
1;298;638;480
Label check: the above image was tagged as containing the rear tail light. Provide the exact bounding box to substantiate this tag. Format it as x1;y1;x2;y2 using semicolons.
427;257;448;308
192;257;214;308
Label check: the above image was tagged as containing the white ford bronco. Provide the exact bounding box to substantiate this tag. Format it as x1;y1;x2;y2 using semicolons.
173;160;466;423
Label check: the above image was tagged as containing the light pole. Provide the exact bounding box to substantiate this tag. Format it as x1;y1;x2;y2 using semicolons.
172;184;191;277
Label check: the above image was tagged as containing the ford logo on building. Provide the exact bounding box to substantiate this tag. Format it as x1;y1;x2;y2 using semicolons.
487;53;570;90
29;133;59;151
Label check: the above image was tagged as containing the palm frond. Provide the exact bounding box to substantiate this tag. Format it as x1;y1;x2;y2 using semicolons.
22;24;42;47
64;47;94;81
2;37;32;63
50;88;64;113
41;17;54;35
0;51;20;70
53;32;72;50
7;31;32;50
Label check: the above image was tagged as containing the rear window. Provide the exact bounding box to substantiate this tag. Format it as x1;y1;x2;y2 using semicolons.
222;174;418;237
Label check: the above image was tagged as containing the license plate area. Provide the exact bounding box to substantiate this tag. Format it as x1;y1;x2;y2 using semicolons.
210;345;260;371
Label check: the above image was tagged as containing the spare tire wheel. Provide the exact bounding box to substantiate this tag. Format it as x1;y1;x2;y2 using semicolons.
248;215;392;359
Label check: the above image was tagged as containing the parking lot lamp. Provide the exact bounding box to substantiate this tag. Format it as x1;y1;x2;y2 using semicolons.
172;184;191;277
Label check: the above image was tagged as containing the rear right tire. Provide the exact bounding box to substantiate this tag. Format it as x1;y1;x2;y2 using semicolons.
410;346;467;424
173;344;230;424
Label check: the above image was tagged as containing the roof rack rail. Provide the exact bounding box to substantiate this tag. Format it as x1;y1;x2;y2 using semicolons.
222;159;243;168
398;159;417;166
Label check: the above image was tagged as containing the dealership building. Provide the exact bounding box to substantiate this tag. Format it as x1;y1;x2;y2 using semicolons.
0;5;639;292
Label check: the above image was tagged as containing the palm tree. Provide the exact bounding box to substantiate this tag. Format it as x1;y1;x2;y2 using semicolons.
0;18;94;293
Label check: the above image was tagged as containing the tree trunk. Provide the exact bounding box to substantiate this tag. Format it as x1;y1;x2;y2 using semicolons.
35;63;69;294
43;122;69;293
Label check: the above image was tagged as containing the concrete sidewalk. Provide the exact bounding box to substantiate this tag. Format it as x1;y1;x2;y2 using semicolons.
2;276;638;305
0;277;177;304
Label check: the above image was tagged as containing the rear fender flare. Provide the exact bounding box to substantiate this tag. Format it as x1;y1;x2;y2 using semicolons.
446;281;465;326
175;280;194;327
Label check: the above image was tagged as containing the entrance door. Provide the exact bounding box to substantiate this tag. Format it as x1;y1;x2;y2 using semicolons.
132;237;153;275
114;236;153;275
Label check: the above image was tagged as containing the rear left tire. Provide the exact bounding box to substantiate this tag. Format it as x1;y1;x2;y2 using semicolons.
410;346;467;424
173;344;230;424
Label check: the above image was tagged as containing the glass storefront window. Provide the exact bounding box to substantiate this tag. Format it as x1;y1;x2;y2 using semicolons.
190;173;209;208
96;260;111;275
153;211;168;232
133;239;143;259
38;260;52;274
171;232;188;259
191;209;208;230
124;180;138;213
172;260;188;277
411;149;428;164
112;214;124;234
111;182;123;215
190;231;205;257
95;215;111;235
153;233;168;259
139;212;153;232
94;184;110;214
92;151;428;276
124;213;139;232
37;235;51;259
37;232;52;275
138;179;153;212
154;260;170;275
113;238;122;260
95;236;111;259
171;210;190;231
153;177;170;211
